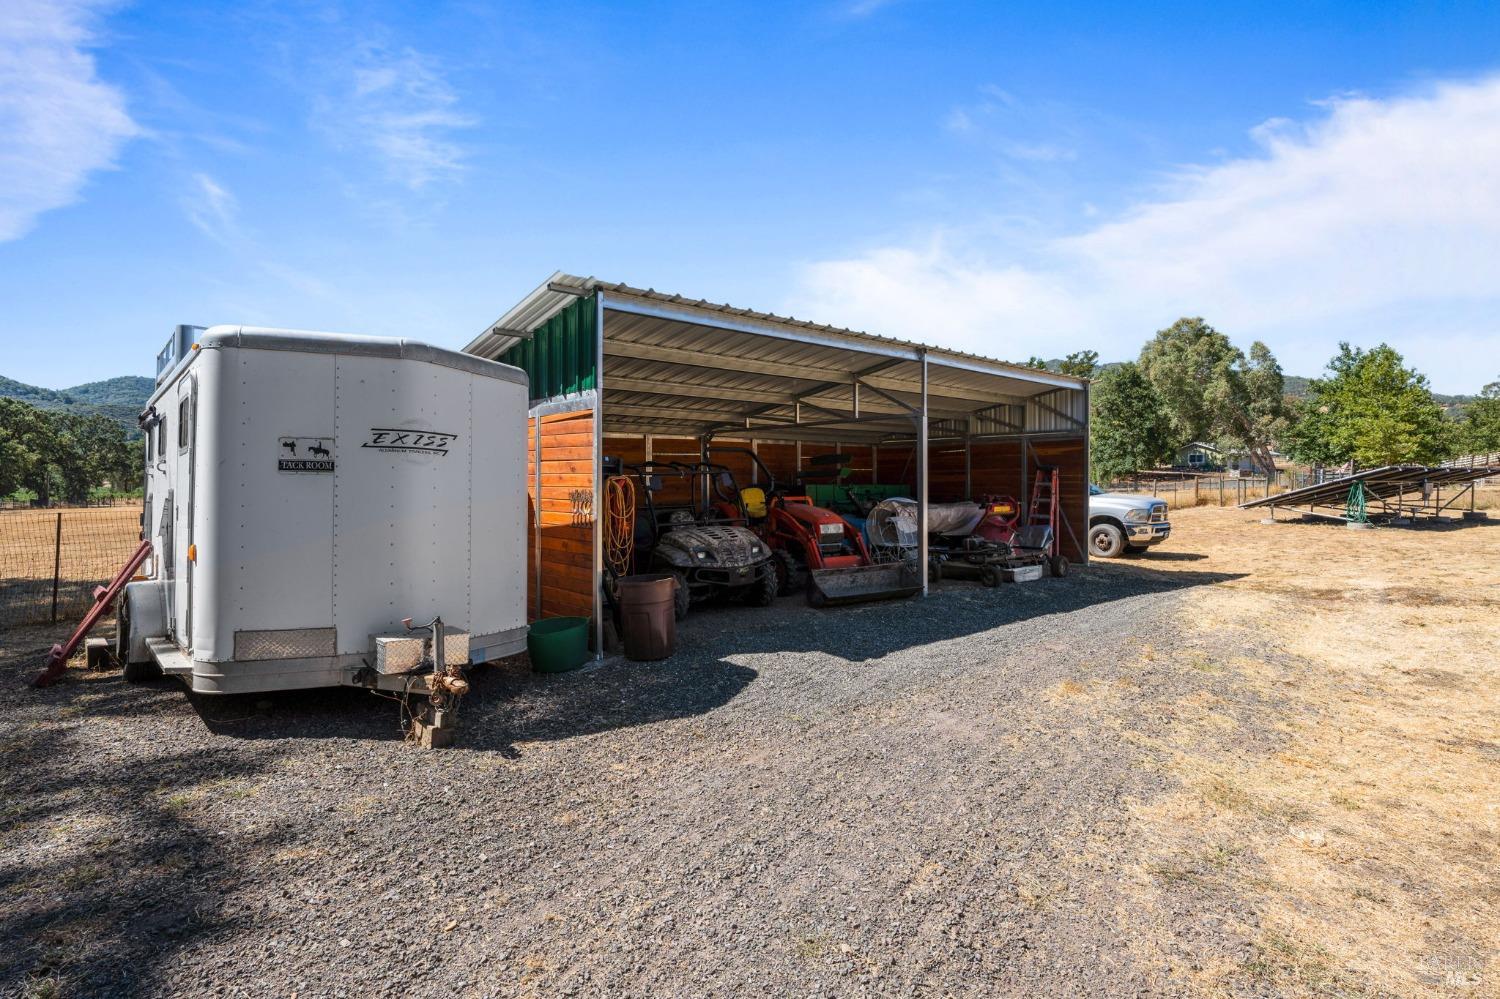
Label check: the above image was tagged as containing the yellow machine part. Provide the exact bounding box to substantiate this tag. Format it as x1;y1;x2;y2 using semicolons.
740;486;768;519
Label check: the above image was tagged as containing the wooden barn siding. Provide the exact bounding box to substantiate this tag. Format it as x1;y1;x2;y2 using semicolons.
529;409;596;622
1026;436;1089;564
600;436;875;495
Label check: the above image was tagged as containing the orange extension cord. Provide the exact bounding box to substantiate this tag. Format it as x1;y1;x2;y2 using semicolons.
604;475;637;579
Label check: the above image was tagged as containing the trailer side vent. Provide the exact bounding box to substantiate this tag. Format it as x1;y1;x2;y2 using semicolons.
234;627;338;661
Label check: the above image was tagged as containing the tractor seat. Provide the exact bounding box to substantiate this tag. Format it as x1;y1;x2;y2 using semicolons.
739;486;768;519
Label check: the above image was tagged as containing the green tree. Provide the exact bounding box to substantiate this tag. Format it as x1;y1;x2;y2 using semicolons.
1138;318;1284;474
1088;362;1174;483
59;412;139;496
1023;356;1050;370
0;423;35;498
1288;343;1452;467
0;398;59;502
1457;378;1500;455
1057;350;1099;379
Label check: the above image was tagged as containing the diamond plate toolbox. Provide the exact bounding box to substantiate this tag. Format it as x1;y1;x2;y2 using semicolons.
373;631;471;674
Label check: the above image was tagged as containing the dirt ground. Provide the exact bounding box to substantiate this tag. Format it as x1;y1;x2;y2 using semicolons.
1;504;1496;997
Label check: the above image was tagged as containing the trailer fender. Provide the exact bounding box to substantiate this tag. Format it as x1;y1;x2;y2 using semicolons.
121;579;169;665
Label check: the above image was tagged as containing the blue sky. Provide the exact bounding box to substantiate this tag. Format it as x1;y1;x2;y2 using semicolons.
3;1;1499;393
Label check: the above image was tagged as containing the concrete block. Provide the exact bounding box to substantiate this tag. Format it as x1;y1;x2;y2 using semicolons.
85;637;113;670
412;718;456;749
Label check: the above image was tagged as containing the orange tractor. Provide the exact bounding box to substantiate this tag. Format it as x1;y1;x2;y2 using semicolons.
707;447;922;607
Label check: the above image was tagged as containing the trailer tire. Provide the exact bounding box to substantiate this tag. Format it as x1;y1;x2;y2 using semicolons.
1049;555;1070;578
746;566;778;607
116;598;161;682
671;572;691;621
1089;523;1125;559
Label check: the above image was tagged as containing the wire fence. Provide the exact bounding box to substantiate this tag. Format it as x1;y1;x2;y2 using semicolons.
0;502;143;630
1103;473;1312;507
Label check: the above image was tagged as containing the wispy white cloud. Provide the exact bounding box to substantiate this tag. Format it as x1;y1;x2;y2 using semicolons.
181;172;238;244
315;41;476;192
792;76;1500;391
841;0;903;18
0;0;137;241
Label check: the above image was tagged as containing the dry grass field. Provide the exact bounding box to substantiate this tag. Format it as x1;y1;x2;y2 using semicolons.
0;504;142;627
1106;504;1500;997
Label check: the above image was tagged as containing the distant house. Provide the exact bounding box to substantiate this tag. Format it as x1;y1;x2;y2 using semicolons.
1176;442;1225;470
1174;442;1283;474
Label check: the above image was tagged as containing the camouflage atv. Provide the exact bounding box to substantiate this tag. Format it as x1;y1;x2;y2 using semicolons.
627;461;777;620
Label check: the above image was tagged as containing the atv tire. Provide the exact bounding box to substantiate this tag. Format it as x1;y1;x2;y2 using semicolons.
745;566;779;607
671;572;691;621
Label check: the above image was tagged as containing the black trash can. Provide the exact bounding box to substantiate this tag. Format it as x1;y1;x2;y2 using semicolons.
616;574;678;661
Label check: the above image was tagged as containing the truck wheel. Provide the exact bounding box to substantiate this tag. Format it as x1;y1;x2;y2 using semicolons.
745;566;778;606
672;572;691;621
1089;523;1125;559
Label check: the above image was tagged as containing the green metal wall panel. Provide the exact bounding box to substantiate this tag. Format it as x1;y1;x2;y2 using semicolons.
501;293;598;402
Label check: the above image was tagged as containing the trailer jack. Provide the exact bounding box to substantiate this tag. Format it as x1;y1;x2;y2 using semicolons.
31;539;153;688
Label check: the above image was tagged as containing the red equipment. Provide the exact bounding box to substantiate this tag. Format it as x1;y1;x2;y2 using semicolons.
972;494;1022;545
708;446;920;607
30;538;153;688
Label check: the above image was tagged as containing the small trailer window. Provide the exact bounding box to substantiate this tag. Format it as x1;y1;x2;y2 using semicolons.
178;397;191;451
157;416;167;457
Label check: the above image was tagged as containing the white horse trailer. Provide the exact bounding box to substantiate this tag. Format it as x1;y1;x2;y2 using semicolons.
120;326;529;695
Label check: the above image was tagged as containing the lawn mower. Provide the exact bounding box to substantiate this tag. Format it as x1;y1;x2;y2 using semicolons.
928;469;1069;584
706;447;922;607
623;460;777;620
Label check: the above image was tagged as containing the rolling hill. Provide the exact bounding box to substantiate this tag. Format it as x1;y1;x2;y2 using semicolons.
0;374;154;435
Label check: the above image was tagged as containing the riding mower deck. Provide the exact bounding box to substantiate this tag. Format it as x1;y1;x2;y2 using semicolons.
707;448;922;607
624;460;777;620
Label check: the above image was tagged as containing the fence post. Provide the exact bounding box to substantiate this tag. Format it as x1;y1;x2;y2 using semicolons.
1218;477;1225;505
50;511;63;624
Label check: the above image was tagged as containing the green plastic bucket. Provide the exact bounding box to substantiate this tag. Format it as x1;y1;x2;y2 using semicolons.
527;617;590;673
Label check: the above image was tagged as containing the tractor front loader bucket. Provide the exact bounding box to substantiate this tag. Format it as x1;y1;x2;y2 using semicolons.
806;561;922;608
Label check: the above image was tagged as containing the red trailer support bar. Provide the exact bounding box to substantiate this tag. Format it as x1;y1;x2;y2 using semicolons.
30;538;153;688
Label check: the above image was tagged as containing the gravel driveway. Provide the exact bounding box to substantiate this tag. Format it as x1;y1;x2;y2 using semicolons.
2;561;1265;997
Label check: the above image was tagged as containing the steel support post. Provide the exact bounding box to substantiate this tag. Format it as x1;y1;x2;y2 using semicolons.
918;350;930;597
593;293;606;660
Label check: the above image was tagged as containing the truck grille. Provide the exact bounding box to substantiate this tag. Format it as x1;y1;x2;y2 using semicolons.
1150;504;1168;522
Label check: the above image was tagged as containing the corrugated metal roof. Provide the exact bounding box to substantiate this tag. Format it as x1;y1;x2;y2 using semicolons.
466;273;1089;441
467;274;1085;390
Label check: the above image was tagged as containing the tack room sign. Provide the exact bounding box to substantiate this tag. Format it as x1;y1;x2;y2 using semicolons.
278;437;334;472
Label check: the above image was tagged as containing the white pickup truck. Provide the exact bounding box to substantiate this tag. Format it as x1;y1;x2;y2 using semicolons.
1088;484;1171;558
